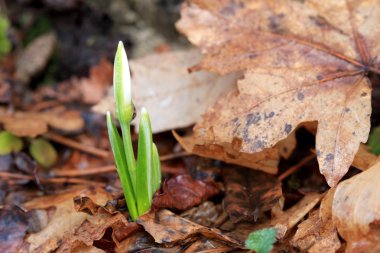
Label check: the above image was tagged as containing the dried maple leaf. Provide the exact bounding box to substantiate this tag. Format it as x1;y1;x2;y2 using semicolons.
176;0;380;186
173;131;279;174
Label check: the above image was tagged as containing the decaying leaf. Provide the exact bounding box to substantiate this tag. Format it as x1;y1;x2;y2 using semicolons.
79;58;113;104
352;144;378;171
173;131;279;174
333;162;380;253
0;109;84;137
58;196;140;253
93;49;239;133
222;166;282;223
22;187;112;253
291;189;341;253
268;193;323;239
176;0;380;186
16;33;56;84
137;209;242;247
152;174;220;211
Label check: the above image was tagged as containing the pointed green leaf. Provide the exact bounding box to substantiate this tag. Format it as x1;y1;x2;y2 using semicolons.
136;107;153;215
0;131;23;155
245;228;277;253
106;112;138;221
120;123;137;194
29;138;57;168
114;41;134;124
152;143;161;193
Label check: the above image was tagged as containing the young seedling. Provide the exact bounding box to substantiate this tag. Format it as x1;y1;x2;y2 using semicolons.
107;41;161;221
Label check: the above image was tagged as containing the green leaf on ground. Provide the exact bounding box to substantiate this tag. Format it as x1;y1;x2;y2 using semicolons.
245;228;277;253
29;138;57;168
0;131;23;155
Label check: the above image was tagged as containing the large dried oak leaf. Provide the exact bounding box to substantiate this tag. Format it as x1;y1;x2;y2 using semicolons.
176;0;380;186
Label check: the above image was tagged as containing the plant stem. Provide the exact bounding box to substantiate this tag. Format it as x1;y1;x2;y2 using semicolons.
120;122;137;195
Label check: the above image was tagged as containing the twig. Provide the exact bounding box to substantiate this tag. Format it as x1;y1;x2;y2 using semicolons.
46;132;109;158
52;165;116;177
277;154;315;182
197;247;237;253
0;171;105;186
159;151;191;161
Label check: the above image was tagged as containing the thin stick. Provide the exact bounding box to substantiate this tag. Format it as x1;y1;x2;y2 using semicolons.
160;151;191;161
197;247;237;253
277;154;315;182
46;132;109;158
0;171;105;186
52;165;116;177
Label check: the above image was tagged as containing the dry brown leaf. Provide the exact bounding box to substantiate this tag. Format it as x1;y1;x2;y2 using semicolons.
16;33;56;84
152;174;220;211
269;193;323;239
176;0;380;186
291;189;341;253
93;49;239;133
352;144;378;171
0;109;84;137
222;166;282;223
79;58;113;104
173;131;279;174
332;162;380;253
22;187;112;253
137;209;242;247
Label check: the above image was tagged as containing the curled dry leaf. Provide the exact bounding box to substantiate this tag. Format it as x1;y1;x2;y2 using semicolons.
176;0;380;186
93;49;238;133
222;167;282;223
291;189;341;253
332;162;380;253
58;196;141;253
16;33;56;84
22;187;112;253
137;209;242;247
0;109;84;137
152;174;220;211
173;131;279;174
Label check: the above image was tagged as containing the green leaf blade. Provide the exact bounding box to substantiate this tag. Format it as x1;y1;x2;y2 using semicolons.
106;112;138;221
136;108;153;216
245;228;277;253
152;143;161;193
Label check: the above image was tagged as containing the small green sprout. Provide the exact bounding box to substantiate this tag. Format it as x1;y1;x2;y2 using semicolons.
107;41;161;221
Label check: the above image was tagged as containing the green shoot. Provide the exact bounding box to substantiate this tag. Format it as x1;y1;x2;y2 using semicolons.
107;41;161;221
